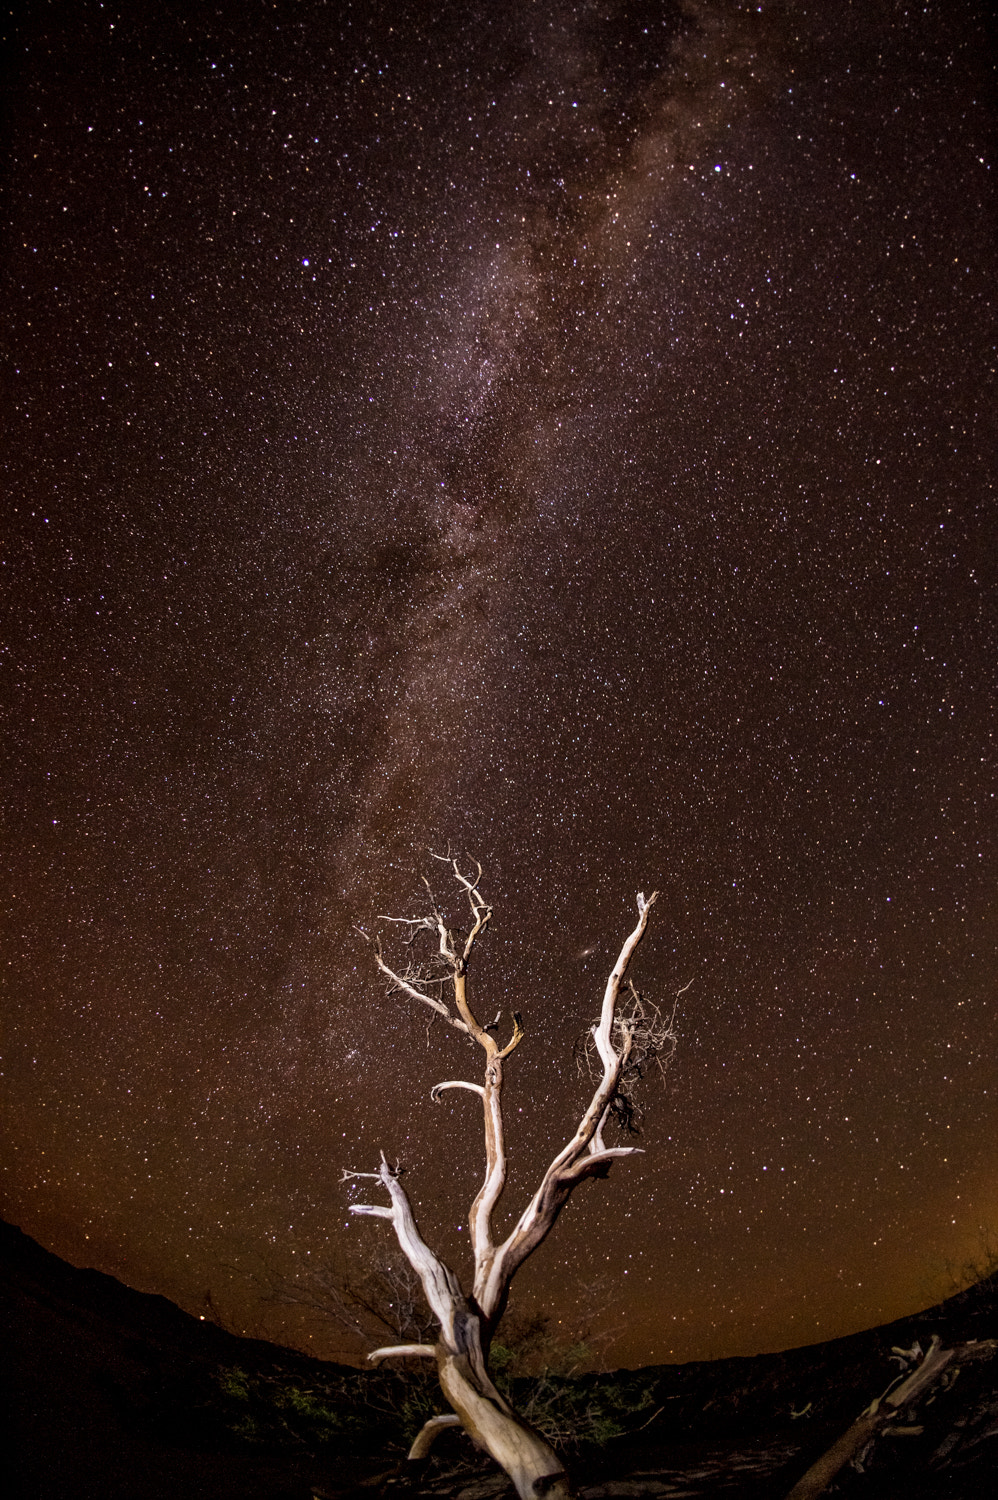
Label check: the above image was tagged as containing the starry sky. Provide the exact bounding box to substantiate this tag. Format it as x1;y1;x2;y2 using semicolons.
3;0;995;1371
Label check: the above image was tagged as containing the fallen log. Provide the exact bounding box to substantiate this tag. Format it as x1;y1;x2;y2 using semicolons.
785;1334;969;1500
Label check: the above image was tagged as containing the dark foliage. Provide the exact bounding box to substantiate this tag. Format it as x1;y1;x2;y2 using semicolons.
4;1219;996;1499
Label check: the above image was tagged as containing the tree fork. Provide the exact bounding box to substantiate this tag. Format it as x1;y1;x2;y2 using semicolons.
347;866;671;1500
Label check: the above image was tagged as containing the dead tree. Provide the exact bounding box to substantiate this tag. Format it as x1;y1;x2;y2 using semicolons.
344;860;674;1500
784;1335;998;1500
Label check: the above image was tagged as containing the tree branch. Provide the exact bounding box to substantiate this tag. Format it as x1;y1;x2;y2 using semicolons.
358;931;472;1036
428;857;495;1047
566;1146;645;1182
431;1080;486;1101
480;893;659;1315
407;1413;463;1461
496;1011;525;1061
468;1055;507;1303
365;862;514;1295
367;1343;438;1364
355;1153;472;1351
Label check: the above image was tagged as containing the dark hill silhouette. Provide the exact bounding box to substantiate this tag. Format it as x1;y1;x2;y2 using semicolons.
1;1218;366;1499
3;1218;995;1498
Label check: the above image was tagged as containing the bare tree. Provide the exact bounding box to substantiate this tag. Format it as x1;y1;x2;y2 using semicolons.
345;860;675;1500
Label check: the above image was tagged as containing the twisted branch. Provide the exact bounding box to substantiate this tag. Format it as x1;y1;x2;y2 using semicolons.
345;869;674;1500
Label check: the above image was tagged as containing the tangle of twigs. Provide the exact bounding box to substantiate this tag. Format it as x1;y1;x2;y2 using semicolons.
575;979;688;1134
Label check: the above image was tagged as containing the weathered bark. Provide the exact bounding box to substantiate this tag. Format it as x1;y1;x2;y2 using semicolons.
406;1412;461;1461
783;1410;883;1500
350;1152;575;1496
346;867;672;1500
437;1343;572;1499
784;1334;957;1500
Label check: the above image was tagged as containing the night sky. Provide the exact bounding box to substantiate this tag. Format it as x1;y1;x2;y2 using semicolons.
3;0;995;1372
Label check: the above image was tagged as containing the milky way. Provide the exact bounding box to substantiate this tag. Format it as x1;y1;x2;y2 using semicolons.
4;0;994;1369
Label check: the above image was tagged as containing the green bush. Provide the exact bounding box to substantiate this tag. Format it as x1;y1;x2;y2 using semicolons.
487;1316;656;1451
211;1364;384;1449
209;1316;657;1458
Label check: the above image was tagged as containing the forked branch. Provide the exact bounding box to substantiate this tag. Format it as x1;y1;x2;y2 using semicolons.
479;891;659;1315
345;870;673;1500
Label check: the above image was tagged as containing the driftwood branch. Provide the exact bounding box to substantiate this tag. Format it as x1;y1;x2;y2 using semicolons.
785;1334;968;1500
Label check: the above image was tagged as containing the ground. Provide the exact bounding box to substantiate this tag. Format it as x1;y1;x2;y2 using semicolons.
3;1221;995;1499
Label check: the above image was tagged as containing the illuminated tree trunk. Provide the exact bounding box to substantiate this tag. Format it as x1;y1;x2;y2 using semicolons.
346;863;673;1499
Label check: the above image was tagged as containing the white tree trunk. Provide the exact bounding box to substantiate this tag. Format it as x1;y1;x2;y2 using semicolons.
436;1340;572;1499
347;870;672;1499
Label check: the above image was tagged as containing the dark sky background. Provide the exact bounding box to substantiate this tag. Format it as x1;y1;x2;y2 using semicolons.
3;0;994;1371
